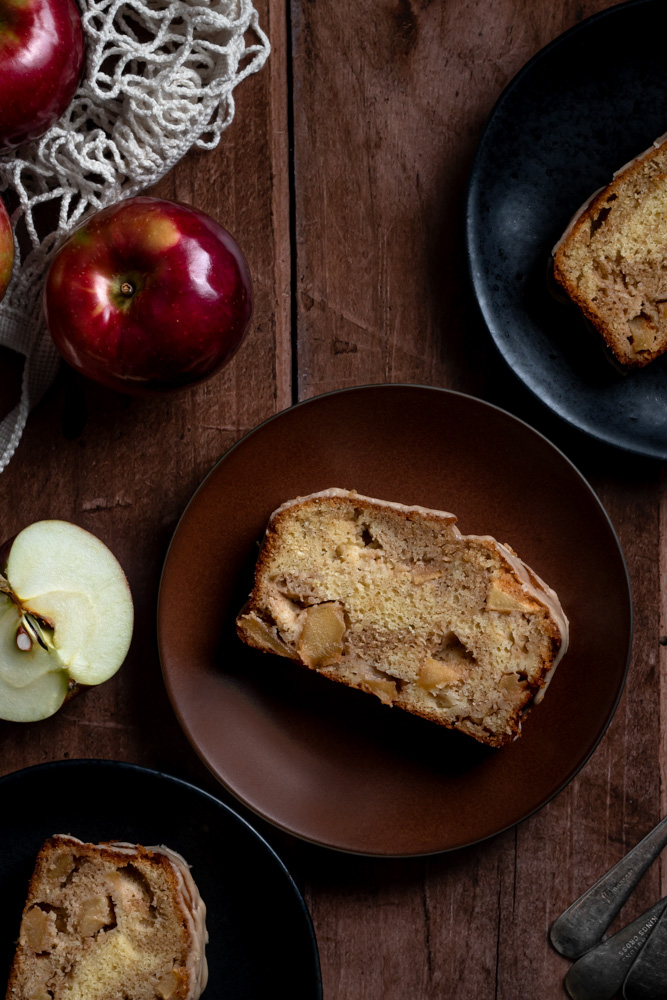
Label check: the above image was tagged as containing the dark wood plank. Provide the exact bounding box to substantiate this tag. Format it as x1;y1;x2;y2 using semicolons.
0;0;290;779
1;1;663;999
290;2;658;998
292;0;624;401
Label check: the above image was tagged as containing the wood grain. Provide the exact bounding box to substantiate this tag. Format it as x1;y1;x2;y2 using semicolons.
1;0;663;998
290;1;656;998
0;0;290;773
292;0;625;402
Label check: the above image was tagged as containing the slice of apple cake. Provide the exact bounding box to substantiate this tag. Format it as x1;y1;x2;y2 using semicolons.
237;489;569;747
553;134;667;367
5;836;208;1000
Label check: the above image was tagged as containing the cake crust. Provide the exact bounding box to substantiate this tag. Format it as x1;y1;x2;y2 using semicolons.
553;133;667;368
5;836;208;1000
237;489;569;748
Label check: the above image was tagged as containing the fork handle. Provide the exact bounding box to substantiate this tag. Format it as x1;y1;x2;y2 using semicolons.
550;815;667;959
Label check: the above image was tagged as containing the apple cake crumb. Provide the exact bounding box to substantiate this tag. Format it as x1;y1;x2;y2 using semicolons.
553;135;667;367
5;836;208;1000
236;489;569;747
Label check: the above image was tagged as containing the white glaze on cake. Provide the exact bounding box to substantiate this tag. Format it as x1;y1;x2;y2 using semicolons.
54;836;209;1000
469;533;569;703
270;487;458;524
552;131;667;256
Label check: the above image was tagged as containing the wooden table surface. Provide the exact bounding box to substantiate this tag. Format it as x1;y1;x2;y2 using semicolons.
1;0;663;997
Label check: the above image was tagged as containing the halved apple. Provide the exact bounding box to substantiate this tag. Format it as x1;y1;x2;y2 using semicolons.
0;521;133;722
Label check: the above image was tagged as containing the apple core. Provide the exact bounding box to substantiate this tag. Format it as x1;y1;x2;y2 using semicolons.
0;521;134;722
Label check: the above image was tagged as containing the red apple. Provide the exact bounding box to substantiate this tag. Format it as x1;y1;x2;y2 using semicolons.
0;0;84;152
0;196;13;302
44;197;253;393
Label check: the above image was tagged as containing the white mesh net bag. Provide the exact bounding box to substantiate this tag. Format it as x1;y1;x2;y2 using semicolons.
0;0;270;472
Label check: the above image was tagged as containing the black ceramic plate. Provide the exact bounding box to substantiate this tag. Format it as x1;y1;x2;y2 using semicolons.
0;760;322;1000
467;0;667;459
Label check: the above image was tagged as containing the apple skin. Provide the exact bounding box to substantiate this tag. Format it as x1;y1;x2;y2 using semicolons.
0;520;134;723
0;0;84;152
44;197;254;394
0;195;13;302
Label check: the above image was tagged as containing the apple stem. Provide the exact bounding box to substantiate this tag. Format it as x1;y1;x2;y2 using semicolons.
16;626;32;652
120;281;134;298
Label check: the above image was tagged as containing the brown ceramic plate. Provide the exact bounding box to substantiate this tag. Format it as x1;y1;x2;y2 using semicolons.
158;385;632;856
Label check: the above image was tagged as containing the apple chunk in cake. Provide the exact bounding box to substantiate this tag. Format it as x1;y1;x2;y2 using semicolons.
236;489;569;747
553;135;667;367
5;836;208;1000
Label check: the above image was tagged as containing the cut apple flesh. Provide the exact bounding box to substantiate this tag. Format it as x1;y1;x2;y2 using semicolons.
0;597;69;721
23;590;96;677
2;520;133;708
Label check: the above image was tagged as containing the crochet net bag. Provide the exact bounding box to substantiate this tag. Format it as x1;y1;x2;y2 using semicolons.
0;0;270;472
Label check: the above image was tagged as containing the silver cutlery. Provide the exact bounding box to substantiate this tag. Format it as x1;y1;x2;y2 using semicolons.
623;902;667;999
551;815;667;959
564;897;667;1000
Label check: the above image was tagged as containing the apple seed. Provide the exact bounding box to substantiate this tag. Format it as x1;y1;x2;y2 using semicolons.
16;626;32;652
22;613;51;652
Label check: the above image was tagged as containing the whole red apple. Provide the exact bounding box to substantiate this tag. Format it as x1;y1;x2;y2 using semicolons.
0;0;84;152
0;196;13;302
44;197;253;393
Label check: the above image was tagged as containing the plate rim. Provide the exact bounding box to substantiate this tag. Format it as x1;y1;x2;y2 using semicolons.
158;382;634;857
0;758;323;999
465;0;666;460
